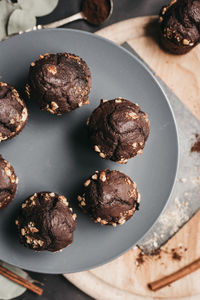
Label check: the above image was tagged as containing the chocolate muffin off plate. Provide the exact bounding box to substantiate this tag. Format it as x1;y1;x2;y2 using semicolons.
16;192;77;252
0;82;28;141
159;0;200;54
26;53;91;115
0;155;18;210
78;169;140;227
87;98;150;163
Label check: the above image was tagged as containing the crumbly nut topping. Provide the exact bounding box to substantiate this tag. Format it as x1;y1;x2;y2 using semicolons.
125;177;131;185
99;152;106;158
128;189;137;198
132;142;137;148
45;104;56;114
0;82;7;87
4;167;12;177
77;195;82;202
182;39;190;45
59;195;69;206
47;65;57;75
118;218;126;225
25;84;31;98
91;173;98;180
94;145;101;152
51;101;59;110
84;179;91;187
100;220;108;225
117;158;128;164
137;193;141;203
115;99;122;103
99;171;106;182
128;112;139;119
83;98;89;105
72;213;77;220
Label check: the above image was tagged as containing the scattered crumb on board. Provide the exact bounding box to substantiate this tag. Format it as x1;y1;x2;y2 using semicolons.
191;133;200;153
135;245;187;267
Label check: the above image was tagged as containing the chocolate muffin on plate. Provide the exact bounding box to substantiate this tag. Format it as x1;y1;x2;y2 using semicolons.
0;82;28;142
16;192;77;252
87;98;150;163
26;52;91;115
0;155;18;210
78;169;140;227
159;0;200;54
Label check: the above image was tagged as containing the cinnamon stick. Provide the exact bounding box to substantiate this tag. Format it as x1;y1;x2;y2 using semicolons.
0;265;43;296
148;257;200;291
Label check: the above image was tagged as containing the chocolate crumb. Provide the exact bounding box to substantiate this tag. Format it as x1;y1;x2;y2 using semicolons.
135;245;186;267
150;248;161;256
136;252;145;266
135;249;162;267
172;251;182;261
191;134;200;153
171;248;182;261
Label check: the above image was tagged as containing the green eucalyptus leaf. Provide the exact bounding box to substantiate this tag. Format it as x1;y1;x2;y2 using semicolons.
7;9;36;35
0;0;16;40
0;262;28;300
18;0;59;17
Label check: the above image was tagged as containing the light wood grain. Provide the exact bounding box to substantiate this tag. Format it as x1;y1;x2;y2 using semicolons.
97;16;200;120
96;16;158;44
65;16;200;299
66;211;200;299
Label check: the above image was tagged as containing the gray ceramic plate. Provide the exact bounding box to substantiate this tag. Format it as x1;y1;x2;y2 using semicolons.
0;29;178;274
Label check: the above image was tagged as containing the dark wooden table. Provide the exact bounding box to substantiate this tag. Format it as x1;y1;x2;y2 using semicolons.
14;0;168;299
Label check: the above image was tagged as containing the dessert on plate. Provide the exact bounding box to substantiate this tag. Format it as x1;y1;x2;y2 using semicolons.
26;52;91;115
87;98;150;163
78;169;140;227
0;82;28;142
0;155;18;210
16;192;77;252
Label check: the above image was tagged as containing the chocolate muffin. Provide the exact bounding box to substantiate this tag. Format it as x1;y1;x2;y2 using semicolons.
0;155;18;210
78;169;140;226
15;192;77;252
26;53;91;115
0;82;28;141
87;98;150;163
159;0;200;54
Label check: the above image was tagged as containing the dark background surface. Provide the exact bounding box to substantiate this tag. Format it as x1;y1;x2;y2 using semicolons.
13;0;168;299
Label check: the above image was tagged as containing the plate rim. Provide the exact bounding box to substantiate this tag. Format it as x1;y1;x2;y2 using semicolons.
0;28;179;274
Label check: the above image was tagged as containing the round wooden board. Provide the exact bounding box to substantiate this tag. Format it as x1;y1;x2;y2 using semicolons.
64;16;200;299
65;211;200;299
